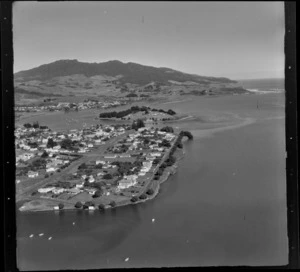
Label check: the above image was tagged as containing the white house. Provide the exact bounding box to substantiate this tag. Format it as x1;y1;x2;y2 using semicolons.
86;188;97;195
67;188;81;195
118;175;138;189
46;167;58;173
88;175;95;183
52;188;65;195
38;187;55;194
28;171;39;178
76;182;84;189
96;160;105;165
104;155;117;159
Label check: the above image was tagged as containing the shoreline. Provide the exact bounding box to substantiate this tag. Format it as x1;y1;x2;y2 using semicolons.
17;148;185;213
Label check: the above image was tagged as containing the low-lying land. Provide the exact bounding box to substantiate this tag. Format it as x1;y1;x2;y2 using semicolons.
16;119;193;212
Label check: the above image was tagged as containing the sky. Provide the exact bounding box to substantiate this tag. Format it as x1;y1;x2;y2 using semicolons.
13;1;285;80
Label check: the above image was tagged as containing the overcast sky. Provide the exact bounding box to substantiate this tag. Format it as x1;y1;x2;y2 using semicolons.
13;1;285;80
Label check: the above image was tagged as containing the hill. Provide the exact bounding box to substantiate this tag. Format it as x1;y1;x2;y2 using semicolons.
14;60;250;104
15;59;236;85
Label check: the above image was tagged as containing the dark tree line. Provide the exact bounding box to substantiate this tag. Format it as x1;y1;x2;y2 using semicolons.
99;106;176;119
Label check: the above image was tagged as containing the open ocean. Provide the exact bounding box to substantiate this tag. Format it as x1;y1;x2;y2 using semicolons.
16;78;288;270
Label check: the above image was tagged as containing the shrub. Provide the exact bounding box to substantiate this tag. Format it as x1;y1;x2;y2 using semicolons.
75;202;82;209
103;173;112;180
109;201;116;208
160;126;174;133
139;194;147;200
78;163;87;169
177;143;183;149
130;196;138;203
41;151;48;158
32;121;40;128
23;123;32;128
93;189;103;198
98;204;105;210
146;188;154;195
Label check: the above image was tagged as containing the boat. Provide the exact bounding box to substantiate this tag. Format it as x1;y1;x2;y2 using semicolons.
48;237;52;240
124;257;129;262
152;218;155;222
29;234;34;238
39;233;44;236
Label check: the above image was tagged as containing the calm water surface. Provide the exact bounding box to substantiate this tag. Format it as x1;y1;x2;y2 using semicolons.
17;92;288;269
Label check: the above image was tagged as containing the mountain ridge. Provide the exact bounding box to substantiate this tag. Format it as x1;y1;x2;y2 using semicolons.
15;59;237;85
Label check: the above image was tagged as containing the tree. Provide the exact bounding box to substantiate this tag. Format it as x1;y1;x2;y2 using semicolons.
75;202;83;208
153;158;160;165
23;123;32;128
78;163;87;169
32;121;40;129
139;194;147;200
93;189;103;198
160;126;174;133
177;143;183;149
160;139;171;148
180;130;193;140
95;163;103;169
103;173;112;180
167;109;176;116
131;196;138;203
32;158;46;168
41;151;48;158
132;119;145;130
109;201;116;208
98;204;105;210
61;138;73;150
58;203;64;210
144;138;150;145
47;138;56;148
146;188;154;195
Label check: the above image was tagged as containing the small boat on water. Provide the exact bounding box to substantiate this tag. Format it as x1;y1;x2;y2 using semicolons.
152;218;155;222
39;233;44;237
72;222;75;225
124;257;129;262
48;237;52;240
29;234;34;238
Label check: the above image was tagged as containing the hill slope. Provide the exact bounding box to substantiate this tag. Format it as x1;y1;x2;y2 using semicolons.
15;59;236;85
14;60;250;104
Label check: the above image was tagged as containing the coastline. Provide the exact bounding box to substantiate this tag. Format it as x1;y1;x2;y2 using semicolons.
18;148;185;213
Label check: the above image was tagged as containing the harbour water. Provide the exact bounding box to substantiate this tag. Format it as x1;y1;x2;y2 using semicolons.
16;79;288;269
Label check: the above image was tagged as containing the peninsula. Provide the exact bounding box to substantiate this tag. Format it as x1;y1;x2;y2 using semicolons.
16;119;193;212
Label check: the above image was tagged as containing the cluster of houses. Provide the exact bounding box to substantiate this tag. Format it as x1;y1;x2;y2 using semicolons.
15;123;128;180
17;123;178;205
15;100;126;113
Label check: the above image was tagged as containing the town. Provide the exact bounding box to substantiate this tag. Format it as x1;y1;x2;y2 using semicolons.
16;118;193;211
15;99;127;113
